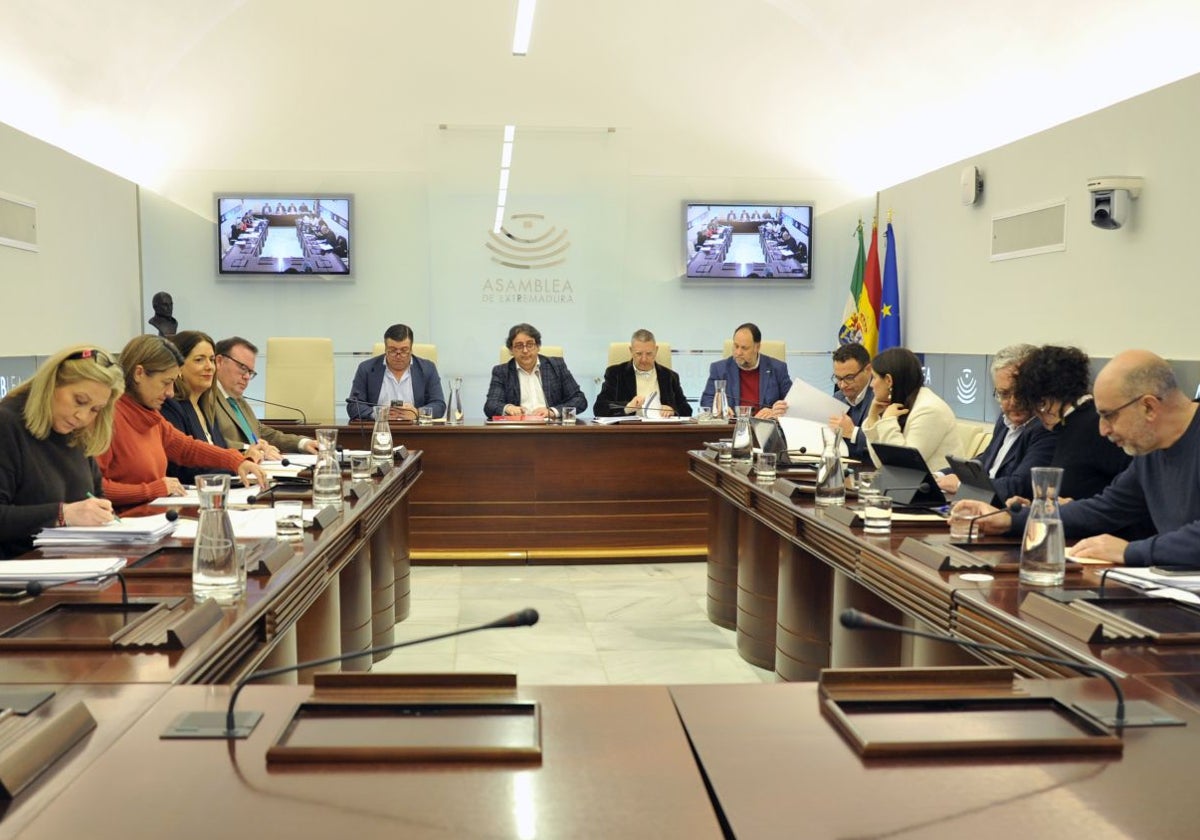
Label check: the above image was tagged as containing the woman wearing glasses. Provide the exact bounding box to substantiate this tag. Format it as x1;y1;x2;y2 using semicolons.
1010;345;1132;502
862;346;964;472
97;335;267;511
0;346;124;558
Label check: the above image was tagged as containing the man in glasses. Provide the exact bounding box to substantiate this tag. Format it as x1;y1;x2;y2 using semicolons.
213;337;318;455
700;322;791;419
346;324;445;422
828;342;874;461
933;343;1056;502
485;323;587;419
955;349;1200;567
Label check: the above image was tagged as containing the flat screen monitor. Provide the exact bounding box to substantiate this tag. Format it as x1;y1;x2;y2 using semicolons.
216;195;352;277
684;202;812;281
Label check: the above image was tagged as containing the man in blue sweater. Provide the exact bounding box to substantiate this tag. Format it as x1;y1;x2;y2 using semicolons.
953;350;1200;567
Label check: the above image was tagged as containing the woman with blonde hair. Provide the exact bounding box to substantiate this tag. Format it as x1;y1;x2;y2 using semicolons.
97;335;267;511
0;345;124;557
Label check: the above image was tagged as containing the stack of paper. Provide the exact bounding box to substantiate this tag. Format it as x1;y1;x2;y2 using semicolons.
33;513;177;547
0;557;127;584
149;486;260;506
171;508;280;540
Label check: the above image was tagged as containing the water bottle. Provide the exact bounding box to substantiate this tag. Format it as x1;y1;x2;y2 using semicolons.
193;473;241;602
313;427;344;511
1019;466;1065;585
711;379;729;421
370;406;393;466
731;406;753;461
815;425;846;506
445;377;464;425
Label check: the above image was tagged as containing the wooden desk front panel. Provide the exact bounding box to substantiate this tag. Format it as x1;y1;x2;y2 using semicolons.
325;423;717;558
15;684;725;840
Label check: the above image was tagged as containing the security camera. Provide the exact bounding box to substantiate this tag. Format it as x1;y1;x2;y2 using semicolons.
1087;176;1143;230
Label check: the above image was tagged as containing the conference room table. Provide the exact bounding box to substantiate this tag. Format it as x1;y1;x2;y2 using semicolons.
290;419;720;563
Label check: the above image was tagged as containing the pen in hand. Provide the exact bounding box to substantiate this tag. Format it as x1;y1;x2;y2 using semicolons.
86;492;121;524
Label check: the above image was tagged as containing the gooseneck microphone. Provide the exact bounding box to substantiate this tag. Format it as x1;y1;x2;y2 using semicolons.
837;608;1143;727
241;395;307;424
222;608;540;736
966;500;1026;543
1;570;128;603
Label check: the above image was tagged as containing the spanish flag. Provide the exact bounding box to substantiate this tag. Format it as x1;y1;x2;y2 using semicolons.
838;221;880;354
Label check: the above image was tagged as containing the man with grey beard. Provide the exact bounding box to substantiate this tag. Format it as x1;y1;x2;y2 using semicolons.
951;349;1200;567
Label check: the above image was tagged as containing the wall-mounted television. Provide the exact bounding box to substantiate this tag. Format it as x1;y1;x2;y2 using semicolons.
216;195;352;277
684;202;812;281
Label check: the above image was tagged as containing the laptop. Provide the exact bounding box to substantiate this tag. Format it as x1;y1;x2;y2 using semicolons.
869;442;948;508
945;453;998;504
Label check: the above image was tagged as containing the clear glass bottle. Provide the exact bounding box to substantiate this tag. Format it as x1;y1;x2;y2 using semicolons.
711;379;729;421
731;406;753;461
445;377;464;425
370;406;393;466
193;473;241;602
313;426;344;511
815;425;846;506
1019;466;1065;585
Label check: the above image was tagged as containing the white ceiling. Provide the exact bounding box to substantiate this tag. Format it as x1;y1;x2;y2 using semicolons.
2;0;1198;193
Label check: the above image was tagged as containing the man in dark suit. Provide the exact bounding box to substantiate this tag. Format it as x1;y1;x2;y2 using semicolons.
934;343;1056;503
346;324;445;421
829;342;875;462
212;336;318;457
484;323;588;419
700;322;790;418
593;329;692;418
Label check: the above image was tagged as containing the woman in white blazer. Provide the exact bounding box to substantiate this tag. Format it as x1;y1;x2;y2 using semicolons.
862;347;964;472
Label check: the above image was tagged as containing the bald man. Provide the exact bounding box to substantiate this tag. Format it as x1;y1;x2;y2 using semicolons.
952;350;1200;567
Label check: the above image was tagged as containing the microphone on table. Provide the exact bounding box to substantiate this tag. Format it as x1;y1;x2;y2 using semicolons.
0;570;128;603
837;608;1178;728
242;395;307;424
965;500;1026;543
209;607;540;738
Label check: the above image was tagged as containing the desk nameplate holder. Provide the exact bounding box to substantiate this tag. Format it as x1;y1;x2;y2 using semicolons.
1022;591;1200;645
0;597;221;650
900;536;1083;575
0;700;96;800
817;666;1124;758
311;505;341;530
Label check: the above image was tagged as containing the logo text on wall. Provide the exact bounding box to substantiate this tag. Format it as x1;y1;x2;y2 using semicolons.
482;212;573;304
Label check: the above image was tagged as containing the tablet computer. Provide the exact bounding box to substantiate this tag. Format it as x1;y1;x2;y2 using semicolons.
869;442;947;508
946;454;997;503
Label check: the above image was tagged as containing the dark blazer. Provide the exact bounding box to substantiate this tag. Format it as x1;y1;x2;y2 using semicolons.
700;355;791;412
161;398;234;484
836;389;875;462
966;415;1058;503
346;355;446;420
484;356;588;417
212;391;307;452
593;362;693;418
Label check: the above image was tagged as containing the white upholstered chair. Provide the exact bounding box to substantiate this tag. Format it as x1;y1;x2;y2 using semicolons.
372;341;438;364
722;338;787;362
606;341;672;370
499;345;563;363
265;337;336;424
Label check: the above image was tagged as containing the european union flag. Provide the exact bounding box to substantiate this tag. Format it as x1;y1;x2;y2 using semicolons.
879;222;901;351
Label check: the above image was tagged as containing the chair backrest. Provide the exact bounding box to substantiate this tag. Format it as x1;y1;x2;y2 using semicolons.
606;341;672;370
265;337;335;424
722;338;787;362
372;342;438;364
499;345;563;363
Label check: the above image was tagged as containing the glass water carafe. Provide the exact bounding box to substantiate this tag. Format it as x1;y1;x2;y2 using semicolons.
711;379;729;420
370;406;394;466
445;377;464;425
815;425;846;506
731;406;753;461
1019;466;1065;585
192;473;241;602
313;427;344;511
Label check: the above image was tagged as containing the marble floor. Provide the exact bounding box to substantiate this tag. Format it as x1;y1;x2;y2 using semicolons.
375;562;777;685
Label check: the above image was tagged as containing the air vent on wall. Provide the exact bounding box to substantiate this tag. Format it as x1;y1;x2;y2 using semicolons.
0;192;37;252
990;199;1065;261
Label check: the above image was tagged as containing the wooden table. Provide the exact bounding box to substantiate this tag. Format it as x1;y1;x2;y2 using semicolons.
301;421;720;563
12;684;725;840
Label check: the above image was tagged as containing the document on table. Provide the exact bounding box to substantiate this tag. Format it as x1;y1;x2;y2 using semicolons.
777;416;848;457
33;514;177;546
782;378;850;424
149;486;260;506
1099;567;1200;604
0;557;127;584
172;508;280;540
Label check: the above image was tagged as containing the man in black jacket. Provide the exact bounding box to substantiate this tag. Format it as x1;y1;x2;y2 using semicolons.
593;329;692;418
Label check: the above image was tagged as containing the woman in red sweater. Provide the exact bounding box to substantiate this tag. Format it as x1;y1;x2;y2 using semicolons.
97;336;267;511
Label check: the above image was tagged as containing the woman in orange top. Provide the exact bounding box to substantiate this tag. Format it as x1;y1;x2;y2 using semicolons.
96;336;267;511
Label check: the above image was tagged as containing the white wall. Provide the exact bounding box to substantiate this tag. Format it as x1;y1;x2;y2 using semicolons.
0;122;141;356
880;72;1200;359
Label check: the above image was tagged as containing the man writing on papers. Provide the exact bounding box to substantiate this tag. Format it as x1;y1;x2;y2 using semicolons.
212;337;318;457
593;329;692;418
700;323;790;419
953;350;1199;567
